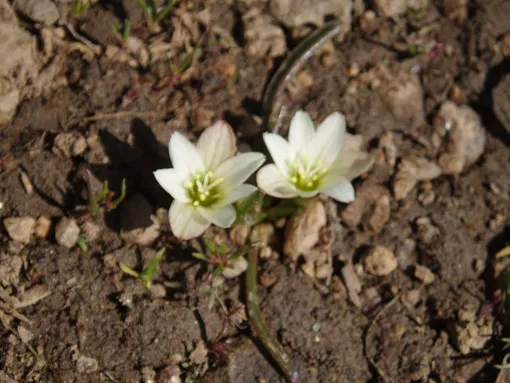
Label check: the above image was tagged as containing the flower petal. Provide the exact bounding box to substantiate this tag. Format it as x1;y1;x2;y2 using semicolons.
263;133;290;174
256;164;297;198
330;151;375;181
321;177;355;203
198;205;236;228
288;110;315;153
215;152;265;187
169;201;210;239
196;121;236;170
220;184;258;206
153;168;189;202
309;112;345;168
169;132;204;175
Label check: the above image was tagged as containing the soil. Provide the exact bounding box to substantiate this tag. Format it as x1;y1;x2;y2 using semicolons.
1;0;510;382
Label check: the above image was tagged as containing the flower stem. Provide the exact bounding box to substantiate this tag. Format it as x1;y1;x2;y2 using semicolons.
246;250;296;383
261;22;342;134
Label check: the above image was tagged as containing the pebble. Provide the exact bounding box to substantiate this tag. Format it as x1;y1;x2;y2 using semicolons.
3;217;36;244
415;217;439;244
414;265;435;285
341;262;363;308
348;62;360;77
259;246;273;259
34;216;52;238
14;0;60;25
315;264;332;280
364;246;398;276
373;0;407;16
301;262;315;278
396;238;416;269
284;199;327;261
250;223;276;246
242;9;286;58
55;217;80;248
222;256;248;279
76;355;99;374
229;222;250;247
53;132;87;158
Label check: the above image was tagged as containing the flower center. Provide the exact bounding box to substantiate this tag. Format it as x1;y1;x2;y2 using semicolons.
185;171;224;207
288;152;327;191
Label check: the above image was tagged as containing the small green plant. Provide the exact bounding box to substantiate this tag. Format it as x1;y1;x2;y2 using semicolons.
72;0;91;17
192;238;252;281
120;248;166;289
88;177;127;215
77;236;88;252
137;0;175;24
112;20;132;46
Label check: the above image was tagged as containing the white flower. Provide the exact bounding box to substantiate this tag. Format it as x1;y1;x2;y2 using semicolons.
257;110;374;202
154;121;265;240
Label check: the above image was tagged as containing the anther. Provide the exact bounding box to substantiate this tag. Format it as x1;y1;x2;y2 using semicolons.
199;194;206;201
193;201;199;207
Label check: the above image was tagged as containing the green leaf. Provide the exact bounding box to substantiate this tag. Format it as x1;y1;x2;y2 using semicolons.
109;179;127;210
137;0;151;16
235;191;262;222
123;20;132;43
77;236;88;252
177;47;198;75
204;238;217;254
219;243;227;255
192;252;209;262
119;263;140;278
154;0;175;22
140;248;166;289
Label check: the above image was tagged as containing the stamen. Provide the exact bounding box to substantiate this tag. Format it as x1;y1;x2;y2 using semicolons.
199;194;206;201
291;177;298;184
185;181;193;189
193;201;199;206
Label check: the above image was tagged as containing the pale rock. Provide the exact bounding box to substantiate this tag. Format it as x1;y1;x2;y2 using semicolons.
242;9;286;58
284;199;327;261
393;157;441;200
55;218;80;248
250;223;276;246
341;262;362;308
270;0;352;40
259;246;273;259
396;238;416;268
81;220;101;242
0;79;20;124
34;216;52;238
414;265;435;284
4;217;36;244
0;253;23;286
301;262;315;278
15;0;60;25
341;185;390;232
436;101;486;173
53;132;88;157
76;355;99;374
373;0;407;16
415;217;439;244
17;326;34;343
379;131;397;167
364;246;398;276
229;222;250;247
222;256;248;279
369;194;391;233
315;264;332;279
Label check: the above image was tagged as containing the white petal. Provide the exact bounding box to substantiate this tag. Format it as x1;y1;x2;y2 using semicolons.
321;177;355;203
288;110;315;153
153;169;189;202
169;132;204;175
196;121;236;170
169;201;210;239
215;152;265;187
309;112;345;168
256;164;297;198
330;151;375;181
198;205;236;228
262;133;290;174
220;184;258;206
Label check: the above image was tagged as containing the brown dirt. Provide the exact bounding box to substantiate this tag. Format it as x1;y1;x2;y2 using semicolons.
2;0;510;382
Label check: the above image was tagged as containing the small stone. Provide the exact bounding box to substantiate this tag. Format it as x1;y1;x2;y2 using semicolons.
348;62;360;77
229;222;250;247
76;355;99;374
81;220;101;242
379;132;397;167
396;238;416;268
403;289;421;307
150;284;166;298
284;199;327;261
274;217;286;229
373;0;407;16
297;71;314;88
341;262;362;308
15;0;60;25
189;341;208;365
34;216;52;238
415;217;439;244
393;157;441;200
315;264;332;279
435;101;486;173
260;271;278;287
17;326;34;343
418;189;435;206
243;9;286;58
214;56;237;81
53;132;87;158
438;153;465;175
369;194;391;233
364;246;398;276
414;265;435;284
19;170;33;195
55;218;80;248
321;54;336;68
222;256;248;279
3;217;36;244
250;223;276;246
301;262;315;278
259;246;273;259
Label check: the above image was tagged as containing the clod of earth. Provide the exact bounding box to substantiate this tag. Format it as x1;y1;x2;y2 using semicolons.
364;246;398;276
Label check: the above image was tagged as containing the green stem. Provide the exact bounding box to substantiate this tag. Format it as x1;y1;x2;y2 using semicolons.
246;250;296;383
